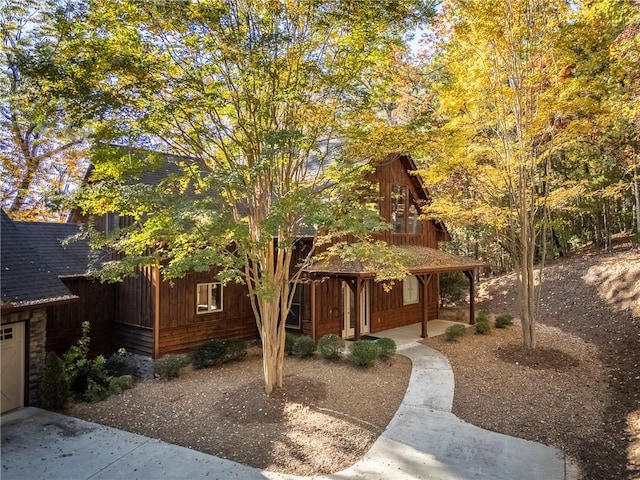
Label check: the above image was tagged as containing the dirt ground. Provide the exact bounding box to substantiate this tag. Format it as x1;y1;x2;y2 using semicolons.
67;351;411;476
473;245;640;480
67;244;640;479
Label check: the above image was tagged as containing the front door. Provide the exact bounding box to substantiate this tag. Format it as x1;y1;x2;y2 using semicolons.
1;322;25;413
342;281;370;339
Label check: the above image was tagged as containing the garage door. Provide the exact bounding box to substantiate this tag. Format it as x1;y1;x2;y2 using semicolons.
1;322;25;413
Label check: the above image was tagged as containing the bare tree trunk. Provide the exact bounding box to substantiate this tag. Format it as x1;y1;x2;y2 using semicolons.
633;155;640;243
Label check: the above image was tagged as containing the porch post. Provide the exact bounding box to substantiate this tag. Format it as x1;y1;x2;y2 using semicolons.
464;270;476;325
354;278;362;340
418;274;432;338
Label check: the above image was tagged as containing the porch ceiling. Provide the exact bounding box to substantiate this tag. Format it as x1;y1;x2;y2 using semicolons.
306;245;487;277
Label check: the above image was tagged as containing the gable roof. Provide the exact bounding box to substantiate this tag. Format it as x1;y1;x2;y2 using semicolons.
14;222;91;278
1;210;78;310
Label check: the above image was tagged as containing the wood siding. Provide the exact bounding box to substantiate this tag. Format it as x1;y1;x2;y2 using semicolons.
111;322;154;357
46;278;116;357
369;156;438;248
157;269;258;356
119;266;155;328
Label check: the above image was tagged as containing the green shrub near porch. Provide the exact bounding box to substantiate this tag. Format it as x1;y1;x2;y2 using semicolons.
349;340;380;367
317;334;344;360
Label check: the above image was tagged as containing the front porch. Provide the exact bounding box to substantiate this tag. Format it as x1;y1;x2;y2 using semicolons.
374;319;471;346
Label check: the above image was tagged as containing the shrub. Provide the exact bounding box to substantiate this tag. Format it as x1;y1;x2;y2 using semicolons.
40;352;70;410
475;318;491;334
317;334;344;360
349;340;380;367
62;321;92;381
376;337;397;358
292;335;315;358
82;378;109;403
104;349;133;377
285;332;298;355
495;314;514;328
156;354;187;380
70;361;108;397
191;340;247;369
476;310;490;323
445;324;466;342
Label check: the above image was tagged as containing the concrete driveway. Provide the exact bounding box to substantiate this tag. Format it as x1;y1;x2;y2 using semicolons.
1;343;567;480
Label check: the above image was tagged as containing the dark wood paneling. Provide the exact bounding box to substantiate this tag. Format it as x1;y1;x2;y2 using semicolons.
157;269;258;355
111;322;154;356
119;266;155;328
46;278;116;357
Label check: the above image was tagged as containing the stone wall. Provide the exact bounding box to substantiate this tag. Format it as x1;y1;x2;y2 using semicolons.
28;309;47;406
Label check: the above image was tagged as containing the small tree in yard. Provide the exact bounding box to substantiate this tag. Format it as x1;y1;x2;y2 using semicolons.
70;1;432;394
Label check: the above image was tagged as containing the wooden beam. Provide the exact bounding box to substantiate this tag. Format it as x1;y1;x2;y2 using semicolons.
418;274;432;338
153;266;161;359
464;270;476;325
354;278;362;340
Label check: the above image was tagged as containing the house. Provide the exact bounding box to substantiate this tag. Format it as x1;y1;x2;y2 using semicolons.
296;154;485;340
1;211;76;413
65;150;483;373
1;210;117;412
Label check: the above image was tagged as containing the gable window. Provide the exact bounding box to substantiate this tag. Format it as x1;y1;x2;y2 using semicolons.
197;282;223;314
391;185;407;233
408;198;422;234
403;275;419;305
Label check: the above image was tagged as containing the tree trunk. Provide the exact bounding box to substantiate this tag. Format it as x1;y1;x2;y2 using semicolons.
633;155;640;243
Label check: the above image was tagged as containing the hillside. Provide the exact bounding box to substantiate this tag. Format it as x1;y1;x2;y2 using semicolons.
474;245;640;479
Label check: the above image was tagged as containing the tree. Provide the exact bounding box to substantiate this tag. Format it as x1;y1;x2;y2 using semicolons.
72;0;431;393
417;0;573;349
0;0;86;221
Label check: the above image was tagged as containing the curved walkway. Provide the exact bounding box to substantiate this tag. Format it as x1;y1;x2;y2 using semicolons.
1;343;565;480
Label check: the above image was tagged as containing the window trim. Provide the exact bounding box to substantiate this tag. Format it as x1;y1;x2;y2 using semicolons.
196;282;223;314
403;275;419;305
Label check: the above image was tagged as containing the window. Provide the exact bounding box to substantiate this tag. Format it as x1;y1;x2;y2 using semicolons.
196;283;223;314
0;327;13;341
286;284;302;329
392;186;422;234
391;185;407;233
403;276;419;305
105;212;120;234
408;201;422;234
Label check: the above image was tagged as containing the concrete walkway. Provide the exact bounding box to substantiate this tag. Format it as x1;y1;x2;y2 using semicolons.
1;343;565;480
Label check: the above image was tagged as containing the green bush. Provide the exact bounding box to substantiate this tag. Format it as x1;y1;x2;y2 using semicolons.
82;378;109;403
104;349;133;377
495;314;514;328
349;340;380;367
40;352;70;410
317;334;344;360
376;337;397;358
70;361;108;397
62;321;92;381
445;324;466;342
475;318;491;334
476;310;490;323
191;340;247;369
285;332;298;355
292;335;315;358
156;354;187;380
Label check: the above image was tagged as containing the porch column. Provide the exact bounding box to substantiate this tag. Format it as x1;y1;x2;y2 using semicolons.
354;278;362;340
464;270;476;325
418;274;432;338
